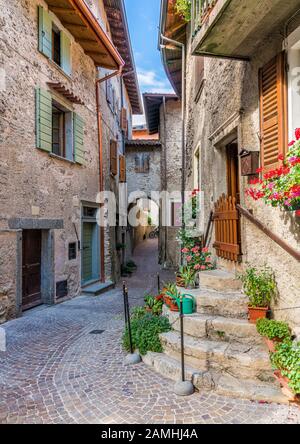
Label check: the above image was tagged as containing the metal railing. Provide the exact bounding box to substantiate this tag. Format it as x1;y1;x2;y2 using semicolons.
191;0;218;37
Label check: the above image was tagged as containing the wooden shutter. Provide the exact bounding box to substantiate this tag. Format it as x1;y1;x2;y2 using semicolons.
61;32;71;76
135;154;142;173
38;6;52;59
120;108;127;132
36;87;52;152
259;52;288;169
119;155;126;183
73;113;85;164
195;56;204;99
110;140;118;176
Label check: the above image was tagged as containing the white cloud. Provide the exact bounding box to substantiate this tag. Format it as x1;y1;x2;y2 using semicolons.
137;68;174;94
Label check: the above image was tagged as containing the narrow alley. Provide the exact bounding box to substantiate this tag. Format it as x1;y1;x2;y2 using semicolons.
0;240;299;424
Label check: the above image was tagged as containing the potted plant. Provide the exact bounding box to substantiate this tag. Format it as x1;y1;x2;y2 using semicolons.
162;283;177;306
271;340;300;401
179;266;197;290
144;294;163;316
239;266;277;324
256;318;291;353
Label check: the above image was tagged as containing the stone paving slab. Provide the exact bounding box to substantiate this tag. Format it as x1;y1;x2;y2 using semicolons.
0;240;299;424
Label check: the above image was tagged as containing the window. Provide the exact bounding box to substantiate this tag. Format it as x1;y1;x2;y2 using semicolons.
38;6;71;76
135;153;150;173
259;52;287;169
68;243;77;261
52;104;65;157
110;140;118;176
52;25;61;66
36;88;85;164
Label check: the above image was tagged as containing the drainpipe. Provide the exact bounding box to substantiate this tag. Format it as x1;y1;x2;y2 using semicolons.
162;95;168;266
96;66;123;282
160;34;186;264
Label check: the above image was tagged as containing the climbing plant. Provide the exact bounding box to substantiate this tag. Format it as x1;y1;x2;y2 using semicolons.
175;0;192;22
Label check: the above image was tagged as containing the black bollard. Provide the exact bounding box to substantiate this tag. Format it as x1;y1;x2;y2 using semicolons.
125;287;134;355
173;295;194;396
122;281;129;329
180;296;185;382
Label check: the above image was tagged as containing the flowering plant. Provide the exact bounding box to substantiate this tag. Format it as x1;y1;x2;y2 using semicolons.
181;246;214;272
246;129;300;215
174;0;191;21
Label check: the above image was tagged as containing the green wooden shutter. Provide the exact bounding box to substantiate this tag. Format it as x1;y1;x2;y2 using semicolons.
38;6;52;59
61;32;72;76
36;88;52;152
73;113;85;164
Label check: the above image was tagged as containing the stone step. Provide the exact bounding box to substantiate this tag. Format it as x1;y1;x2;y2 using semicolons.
160;331;274;381
199;269;242;292
164;309;262;345
196;289;249;319
142;353;287;404
81;281;114;296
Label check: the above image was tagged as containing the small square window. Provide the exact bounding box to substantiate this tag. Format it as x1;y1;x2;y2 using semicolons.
68;242;77;261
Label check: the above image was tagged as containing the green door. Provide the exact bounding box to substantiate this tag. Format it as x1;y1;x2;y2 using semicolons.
82;223;94;283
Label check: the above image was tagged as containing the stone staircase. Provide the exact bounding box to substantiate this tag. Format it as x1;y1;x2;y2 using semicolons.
143;270;287;404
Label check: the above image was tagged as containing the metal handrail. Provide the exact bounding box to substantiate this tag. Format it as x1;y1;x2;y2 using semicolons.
236;204;300;262
192;0;217;36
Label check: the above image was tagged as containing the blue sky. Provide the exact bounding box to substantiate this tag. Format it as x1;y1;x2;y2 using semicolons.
124;0;173;124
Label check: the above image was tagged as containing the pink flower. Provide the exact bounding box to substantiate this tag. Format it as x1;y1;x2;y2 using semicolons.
288;140;295;147
194;264;201;271
200;265;207;270
202;247;209;253
206;257;211;263
186;256;192;263
268;183;275;190
182;248;189;254
295;128;300;140
191;247;200;254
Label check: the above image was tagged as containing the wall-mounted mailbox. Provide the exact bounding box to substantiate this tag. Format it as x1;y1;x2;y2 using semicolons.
240;150;260;176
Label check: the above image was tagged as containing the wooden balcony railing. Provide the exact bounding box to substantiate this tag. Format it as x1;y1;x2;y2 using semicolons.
191;0;218;37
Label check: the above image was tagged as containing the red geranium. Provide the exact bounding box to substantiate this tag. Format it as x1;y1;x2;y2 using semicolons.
295;128;300;140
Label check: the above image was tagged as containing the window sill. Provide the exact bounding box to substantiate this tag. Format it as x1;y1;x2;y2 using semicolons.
49;153;76;165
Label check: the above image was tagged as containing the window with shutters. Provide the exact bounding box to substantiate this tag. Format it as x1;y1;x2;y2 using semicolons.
259;52;288;169
119;155;126;183
195;56;205;101
36;88;84;164
287;27;300;140
110;140;118;176
38;6;72;76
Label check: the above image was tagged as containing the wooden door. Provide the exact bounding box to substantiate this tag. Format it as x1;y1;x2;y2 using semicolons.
22;230;42;310
226;143;240;202
82;223;94;283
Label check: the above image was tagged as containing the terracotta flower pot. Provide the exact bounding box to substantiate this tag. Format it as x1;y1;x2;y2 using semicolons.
274;370;296;401
248;306;269;324
264;337;283;353
169;300;179;312
176;276;185;288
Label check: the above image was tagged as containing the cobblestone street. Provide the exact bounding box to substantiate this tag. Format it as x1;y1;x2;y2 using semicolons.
0;240;299;424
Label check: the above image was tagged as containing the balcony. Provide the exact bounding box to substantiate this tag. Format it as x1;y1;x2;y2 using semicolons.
191;0;300;59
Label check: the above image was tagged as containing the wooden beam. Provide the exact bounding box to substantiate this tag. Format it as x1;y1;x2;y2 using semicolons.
49;7;75;14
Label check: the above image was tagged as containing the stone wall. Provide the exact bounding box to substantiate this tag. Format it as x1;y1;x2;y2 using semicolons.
0;0;132;320
184;22;300;329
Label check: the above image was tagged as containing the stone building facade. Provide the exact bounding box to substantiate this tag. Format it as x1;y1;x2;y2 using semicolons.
160;0;300;332
0;0;141;321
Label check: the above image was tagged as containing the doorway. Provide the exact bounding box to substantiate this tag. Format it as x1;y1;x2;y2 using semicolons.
226;142;240;203
22;230;42;311
82;205;100;285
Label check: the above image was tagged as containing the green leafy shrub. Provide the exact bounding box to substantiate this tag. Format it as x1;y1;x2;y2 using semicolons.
239;266;277;308
256;318;291;341
131;306;146;320
122;313;171;356
126;260;137;269
271;340;300;394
